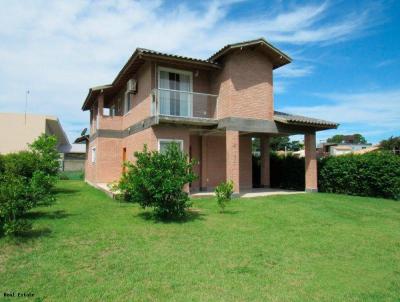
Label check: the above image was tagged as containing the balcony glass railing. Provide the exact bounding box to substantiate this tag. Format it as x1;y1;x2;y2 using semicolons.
152;88;218;119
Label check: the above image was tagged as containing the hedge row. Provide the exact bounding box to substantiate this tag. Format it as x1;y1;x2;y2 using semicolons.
264;151;400;200
319;152;400;200
270;153;305;191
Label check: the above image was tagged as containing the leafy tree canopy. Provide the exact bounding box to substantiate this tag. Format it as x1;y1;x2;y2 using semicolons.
380;136;400;151
327;134;367;144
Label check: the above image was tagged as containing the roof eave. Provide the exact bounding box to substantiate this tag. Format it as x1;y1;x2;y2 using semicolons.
208;38;292;68
274;118;339;130
81;85;112;111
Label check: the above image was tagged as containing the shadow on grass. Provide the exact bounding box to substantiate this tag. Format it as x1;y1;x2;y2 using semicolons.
1;227;53;243
137;209;206;224
54;187;80;196
219;210;239;215
16;227;52;239
23;210;73;220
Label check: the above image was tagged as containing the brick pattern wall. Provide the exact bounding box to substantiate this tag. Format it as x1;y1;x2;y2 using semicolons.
86;49;278;186
122;61;153;129
202;135;226;189
226;130;240;193
213;48;274;120
85;139;96;183
305;132;318;191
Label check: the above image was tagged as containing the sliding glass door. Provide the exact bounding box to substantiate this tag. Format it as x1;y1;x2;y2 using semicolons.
158;68;192;117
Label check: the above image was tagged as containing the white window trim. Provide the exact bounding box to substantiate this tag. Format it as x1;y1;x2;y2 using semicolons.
157;66;193;117
91;147;96;164
158;139;184;152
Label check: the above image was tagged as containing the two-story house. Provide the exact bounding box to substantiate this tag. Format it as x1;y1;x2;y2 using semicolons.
81;38;337;193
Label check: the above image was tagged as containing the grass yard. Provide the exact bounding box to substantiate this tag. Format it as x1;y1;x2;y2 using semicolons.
1;181;400;301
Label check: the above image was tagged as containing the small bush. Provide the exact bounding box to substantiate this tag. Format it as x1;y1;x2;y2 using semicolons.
215;181;234;212
0;134;60;235
118;143;197;219
319;152;400;200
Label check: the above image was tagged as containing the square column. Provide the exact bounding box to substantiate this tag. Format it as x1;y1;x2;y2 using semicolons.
226;130;240;193
260;136;270;187
201;136;208;191
304;132;318;192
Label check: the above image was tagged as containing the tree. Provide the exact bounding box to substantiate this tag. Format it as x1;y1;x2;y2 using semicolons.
380;136;400;153
287;140;303;151
252;137;304;152
327;135;345;144
118;143;197;219
327;134;367;144
270;136;290;151
353;134;367;144
0;134;60;235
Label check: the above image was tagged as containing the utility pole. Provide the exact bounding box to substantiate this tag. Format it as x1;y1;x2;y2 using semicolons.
25;90;30;125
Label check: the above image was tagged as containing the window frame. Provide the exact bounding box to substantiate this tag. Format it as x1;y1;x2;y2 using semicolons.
158;139;184;153
124;92;132;115
91;147;96;164
157;66;193;117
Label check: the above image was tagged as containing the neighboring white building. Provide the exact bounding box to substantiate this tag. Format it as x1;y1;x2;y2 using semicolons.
330;144;372;156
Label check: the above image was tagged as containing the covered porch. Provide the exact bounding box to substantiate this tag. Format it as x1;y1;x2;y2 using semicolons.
187;112;338;194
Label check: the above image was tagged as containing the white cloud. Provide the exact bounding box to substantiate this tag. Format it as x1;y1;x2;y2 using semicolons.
375;59;395;68
0;0;380;140
280;89;400;143
275;64;313;78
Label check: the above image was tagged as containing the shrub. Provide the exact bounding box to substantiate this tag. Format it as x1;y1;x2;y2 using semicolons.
215;181;234;212
319;152;400;200
0;134;60;235
270;153;305;190
118;143;197;219
0;173;32;235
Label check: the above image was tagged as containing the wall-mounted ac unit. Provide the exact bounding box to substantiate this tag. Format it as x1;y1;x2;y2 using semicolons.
127;79;137;94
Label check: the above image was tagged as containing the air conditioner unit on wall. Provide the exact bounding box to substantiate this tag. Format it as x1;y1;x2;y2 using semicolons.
127;79;137;94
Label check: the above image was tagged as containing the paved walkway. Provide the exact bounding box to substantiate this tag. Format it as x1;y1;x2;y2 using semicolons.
191;188;305;198
91;182;305;199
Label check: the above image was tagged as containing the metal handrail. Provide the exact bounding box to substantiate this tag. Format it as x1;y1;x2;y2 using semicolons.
152;88;218;119
154;88;218;97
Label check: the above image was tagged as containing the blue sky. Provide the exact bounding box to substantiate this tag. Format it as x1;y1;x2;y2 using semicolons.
0;0;399;144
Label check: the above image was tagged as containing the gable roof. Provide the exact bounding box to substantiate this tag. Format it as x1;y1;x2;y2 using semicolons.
82;38;291;110
208;38;292;69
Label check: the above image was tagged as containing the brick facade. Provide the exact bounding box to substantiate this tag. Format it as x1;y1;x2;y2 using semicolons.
83;40;323;193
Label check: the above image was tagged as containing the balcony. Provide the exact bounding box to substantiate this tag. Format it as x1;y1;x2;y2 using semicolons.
152;89;218;122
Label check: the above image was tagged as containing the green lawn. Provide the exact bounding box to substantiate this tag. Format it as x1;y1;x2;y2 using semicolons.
1;181;400;301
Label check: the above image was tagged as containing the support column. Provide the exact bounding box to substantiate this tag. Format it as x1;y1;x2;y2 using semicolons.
260;136;270;188
96;94;104;130
305;132;318;192
201;136;208;191
97;94;104;117
226;130;240;193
